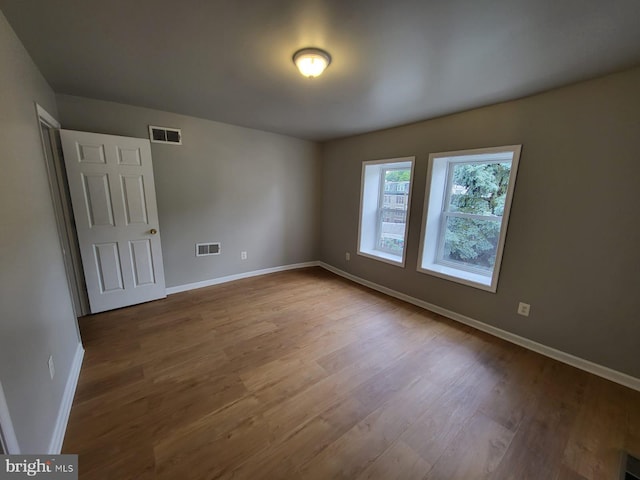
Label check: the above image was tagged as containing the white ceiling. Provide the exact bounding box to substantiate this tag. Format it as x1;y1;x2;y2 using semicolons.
2;0;639;141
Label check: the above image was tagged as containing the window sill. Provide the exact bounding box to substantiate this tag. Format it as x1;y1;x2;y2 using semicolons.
358;248;405;267
418;262;496;292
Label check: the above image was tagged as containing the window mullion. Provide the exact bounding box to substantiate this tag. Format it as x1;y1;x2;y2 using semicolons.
445;212;502;222
442;161;456;213
376;169;386;250
436;162;456;263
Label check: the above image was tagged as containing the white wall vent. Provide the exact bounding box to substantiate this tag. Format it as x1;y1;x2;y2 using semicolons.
149;125;182;145
196;242;221;257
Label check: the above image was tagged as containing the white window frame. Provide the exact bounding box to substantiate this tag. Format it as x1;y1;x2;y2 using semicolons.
358;157;415;267
417;145;521;292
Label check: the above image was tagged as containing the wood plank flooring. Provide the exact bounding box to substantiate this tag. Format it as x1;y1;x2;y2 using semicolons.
62;267;640;479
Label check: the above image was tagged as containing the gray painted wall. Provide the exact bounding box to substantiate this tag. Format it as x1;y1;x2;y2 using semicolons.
0;11;81;453
56;95;321;288
320;67;640;379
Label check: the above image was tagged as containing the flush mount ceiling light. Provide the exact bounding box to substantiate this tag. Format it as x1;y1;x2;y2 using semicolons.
292;48;332;78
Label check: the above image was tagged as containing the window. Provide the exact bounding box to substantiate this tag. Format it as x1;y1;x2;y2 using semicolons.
358;157;415;266
418;146;521;291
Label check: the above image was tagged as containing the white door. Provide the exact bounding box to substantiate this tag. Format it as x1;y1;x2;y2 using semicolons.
61;130;166;313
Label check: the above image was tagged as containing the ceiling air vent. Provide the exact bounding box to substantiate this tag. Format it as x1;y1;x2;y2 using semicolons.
149;125;182;145
196;242;221;257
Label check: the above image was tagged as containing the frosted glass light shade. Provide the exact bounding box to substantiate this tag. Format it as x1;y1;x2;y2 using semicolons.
293;48;331;78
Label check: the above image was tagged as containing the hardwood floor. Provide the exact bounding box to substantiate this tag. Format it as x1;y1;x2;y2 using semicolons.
63;267;640;479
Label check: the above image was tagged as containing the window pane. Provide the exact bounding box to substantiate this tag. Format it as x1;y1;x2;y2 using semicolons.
442;216;501;271
378;168;410;255
448;162;511;216
378;208;406;255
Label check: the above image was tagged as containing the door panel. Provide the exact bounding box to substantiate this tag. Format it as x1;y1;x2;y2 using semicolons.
121;175;148;224
129;239;156;287
61;130;166;313
78;143;106;164
94;243;124;293
82;173;115;227
117;146;142;166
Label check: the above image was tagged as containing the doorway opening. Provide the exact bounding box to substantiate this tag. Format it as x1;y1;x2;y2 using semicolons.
35;104;89;319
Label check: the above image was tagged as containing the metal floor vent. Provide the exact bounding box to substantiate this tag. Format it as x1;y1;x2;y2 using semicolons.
621;452;640;480
196;242;220;257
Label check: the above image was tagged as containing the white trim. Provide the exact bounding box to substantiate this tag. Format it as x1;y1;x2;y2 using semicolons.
35;103;90;318
357;157;415;268
49;343;84;454
357;250;404;267
419;261;494;291
166;262;320;295
0;381;20;454
317;262;640;392
417;145;522;293
35;103;61;129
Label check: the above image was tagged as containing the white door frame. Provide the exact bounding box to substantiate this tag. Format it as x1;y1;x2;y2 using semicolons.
0;380;20;454
35;103;89;319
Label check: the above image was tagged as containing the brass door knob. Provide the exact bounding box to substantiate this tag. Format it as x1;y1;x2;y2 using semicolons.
149;228;158;235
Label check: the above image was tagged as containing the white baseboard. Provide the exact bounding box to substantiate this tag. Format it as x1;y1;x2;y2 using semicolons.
165;261;320;295
318;262;640;392
49;342;84;454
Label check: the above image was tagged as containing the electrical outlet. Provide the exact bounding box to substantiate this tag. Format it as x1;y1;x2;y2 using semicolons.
48;355;55;379
345;252;350;261
241;251;247;260
517;302;531;317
